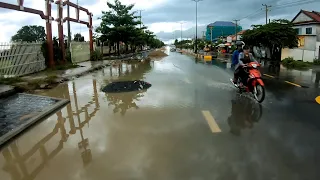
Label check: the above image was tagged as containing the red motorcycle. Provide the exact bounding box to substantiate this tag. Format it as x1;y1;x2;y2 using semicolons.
230;62;265;103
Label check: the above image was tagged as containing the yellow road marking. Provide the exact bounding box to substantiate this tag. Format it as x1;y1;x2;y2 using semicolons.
316;96;320;104
263;74;275;78
284;81;302;87
201;111;222;133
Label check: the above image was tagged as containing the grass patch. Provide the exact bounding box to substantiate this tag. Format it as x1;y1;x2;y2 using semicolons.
0;76;22;85
281;57;310;69
314;59;320;66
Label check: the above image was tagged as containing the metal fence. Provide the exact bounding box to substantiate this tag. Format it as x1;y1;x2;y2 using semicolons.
0;42;46;77
70;41;91;63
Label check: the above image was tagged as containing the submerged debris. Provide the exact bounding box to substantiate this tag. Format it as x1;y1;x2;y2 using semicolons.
101;80;152;93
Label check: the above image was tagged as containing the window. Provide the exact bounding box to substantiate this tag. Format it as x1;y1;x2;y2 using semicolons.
306;27;312;34
295;28;301;35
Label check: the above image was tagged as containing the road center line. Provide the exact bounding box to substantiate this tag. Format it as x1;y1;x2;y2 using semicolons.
201;110;222;133
263;74;275;78
284;81;302;87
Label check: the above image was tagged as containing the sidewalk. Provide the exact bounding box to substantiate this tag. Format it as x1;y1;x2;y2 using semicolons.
0;85;15;98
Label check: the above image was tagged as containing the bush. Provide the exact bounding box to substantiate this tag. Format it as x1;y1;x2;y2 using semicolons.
281;57;310;69
90;50;103;61
314;58;320;65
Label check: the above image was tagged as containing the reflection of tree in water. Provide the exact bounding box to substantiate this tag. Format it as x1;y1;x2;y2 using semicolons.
105;61;152;115
227;94;263;136
106;90;146;115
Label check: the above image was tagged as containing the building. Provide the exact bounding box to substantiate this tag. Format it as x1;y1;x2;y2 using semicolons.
206;21;242;42
281;10;320;62
227;30;248;43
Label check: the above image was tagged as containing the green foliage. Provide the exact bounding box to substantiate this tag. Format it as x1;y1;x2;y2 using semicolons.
314;59;320;65
0;76;22;85
242;19;298;61
96;0;164;54
11;25;46;42
282;57;310;69
73;33;85;42
41;38;64;66
90;50;103;61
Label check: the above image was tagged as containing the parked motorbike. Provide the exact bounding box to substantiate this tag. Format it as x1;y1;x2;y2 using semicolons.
230;62;265;103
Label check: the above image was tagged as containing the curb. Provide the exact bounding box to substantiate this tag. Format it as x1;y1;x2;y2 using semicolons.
0;94;70;147
0;86;16;99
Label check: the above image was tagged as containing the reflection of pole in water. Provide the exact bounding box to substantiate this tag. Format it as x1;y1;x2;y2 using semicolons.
93;80;100;108
57;111;68;142
315;71;320;88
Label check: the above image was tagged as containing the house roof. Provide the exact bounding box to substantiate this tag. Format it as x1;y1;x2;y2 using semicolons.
207;21;236;27
237;30;247;35
291;10;320;24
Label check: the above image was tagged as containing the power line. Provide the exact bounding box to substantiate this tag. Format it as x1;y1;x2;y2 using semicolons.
272;0;317;10
273;0;316;8
239;9;264;20
236;0;316;21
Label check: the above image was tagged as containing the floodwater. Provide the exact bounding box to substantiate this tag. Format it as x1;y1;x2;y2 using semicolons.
1;50;320;180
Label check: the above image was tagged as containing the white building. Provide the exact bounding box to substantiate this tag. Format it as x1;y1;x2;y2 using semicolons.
281;10;320;62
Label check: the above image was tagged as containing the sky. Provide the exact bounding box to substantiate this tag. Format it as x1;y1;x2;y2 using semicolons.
0;0;319;44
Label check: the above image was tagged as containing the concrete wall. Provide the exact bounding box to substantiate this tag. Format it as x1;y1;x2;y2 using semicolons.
293;24;320;50
317;25;320;41
282;48;316;62
304;36;317;50
293;13;313;23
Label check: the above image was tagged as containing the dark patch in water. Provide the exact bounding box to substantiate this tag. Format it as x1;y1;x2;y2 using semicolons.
102;80;152;93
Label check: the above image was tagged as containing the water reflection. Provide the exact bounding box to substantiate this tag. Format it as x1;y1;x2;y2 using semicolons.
314;71;320;88
1;80;100;179
104;61;152;116
227;94;263;136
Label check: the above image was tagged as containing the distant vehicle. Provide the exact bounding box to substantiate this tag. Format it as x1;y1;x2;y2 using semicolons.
170;48;176;52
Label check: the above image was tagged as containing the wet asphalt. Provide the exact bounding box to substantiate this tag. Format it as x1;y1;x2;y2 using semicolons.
0;49;319;180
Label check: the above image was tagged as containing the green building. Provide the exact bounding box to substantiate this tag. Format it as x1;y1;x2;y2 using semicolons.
206;21;242;42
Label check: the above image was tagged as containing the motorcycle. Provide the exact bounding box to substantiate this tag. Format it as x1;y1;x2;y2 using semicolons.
230;62;266;103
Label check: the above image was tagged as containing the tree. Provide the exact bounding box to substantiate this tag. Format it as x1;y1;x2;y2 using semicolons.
242;19;298;61
73;33;85;42
96;0;164;54
11;25;46;42
96;0;140;55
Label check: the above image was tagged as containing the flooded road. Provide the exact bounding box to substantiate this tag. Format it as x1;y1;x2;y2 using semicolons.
1;51;320;180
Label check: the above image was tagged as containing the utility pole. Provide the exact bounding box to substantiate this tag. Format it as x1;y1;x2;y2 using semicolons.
137;10;144;29
180;22;183;42
234;19;239;41
262;4;271;24
192;0;203;54
67;2;71;48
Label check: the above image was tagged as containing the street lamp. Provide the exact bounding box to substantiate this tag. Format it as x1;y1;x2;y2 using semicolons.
180;22;183;49
191;0;203;54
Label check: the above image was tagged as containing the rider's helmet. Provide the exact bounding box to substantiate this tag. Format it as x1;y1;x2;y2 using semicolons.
236;41;245;48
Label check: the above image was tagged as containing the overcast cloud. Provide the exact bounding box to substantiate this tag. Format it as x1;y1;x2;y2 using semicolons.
0;0;319;43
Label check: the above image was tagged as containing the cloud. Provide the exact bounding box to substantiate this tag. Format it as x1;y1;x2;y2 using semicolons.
0;0;319;42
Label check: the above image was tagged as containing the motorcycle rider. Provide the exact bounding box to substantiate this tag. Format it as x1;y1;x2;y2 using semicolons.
231;42;244;69
233;45;257;86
